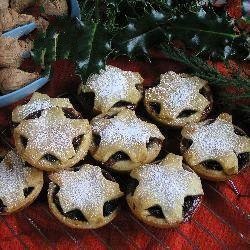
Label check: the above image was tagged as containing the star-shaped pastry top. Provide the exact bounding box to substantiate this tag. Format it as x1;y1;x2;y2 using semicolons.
91;109;164;163
12;92;73;123
145;71;209;119
0;151;31;208
14;107;91;164
130;153;203;224
49;164;123;223
181;113;250;174
81;65;143;113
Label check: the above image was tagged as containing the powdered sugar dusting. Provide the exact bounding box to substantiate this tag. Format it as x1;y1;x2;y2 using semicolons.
0;151;31;208
85;65;142;112
135;162;203;222
92;110;164;148
12;93;73;122
190;119;240;161
52;165;122;218
19;100;53;119
145;71;207;118
17;108;88;162
87;66;128;102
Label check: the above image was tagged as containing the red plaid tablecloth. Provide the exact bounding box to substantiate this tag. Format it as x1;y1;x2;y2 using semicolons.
0;1;249;249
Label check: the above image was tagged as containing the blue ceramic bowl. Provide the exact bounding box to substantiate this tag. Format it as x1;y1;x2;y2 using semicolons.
0;0;80;108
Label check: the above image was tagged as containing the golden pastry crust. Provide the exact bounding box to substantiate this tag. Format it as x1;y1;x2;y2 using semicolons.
10;0;36;12
14;107;92;171
0;37;33;68
12;92;74;123
80;65;144;114
127;154;203;228
181;113;250;181
38;0;68;16
48;164;123;229
144;71;212;127
0;150;43;215
0;68;39;93
90;108;165;172
0;8;35;33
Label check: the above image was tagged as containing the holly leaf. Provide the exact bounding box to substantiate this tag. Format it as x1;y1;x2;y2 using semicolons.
75;20;112;81
112;9;168;57
112;5;249;60
32;17;111;81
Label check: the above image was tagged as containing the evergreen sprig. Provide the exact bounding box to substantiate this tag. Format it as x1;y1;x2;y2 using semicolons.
161;43;250;120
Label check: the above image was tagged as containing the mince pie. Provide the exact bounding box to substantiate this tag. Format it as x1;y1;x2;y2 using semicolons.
14;107;92;171
48;164;123;229
90;108;165;172
144;71;212;127
0;150;43;215
126;153;203;228
181;113;250;181
12;92;77;124
79;65;144;114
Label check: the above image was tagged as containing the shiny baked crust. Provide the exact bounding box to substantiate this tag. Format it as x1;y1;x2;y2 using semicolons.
80;65;143;114
144;71;212;127
90;108;165;172
181;113;250;181
126;153;203;228
12;92;74;123
48;164;123;229
14;107;92;171
0;150;43;215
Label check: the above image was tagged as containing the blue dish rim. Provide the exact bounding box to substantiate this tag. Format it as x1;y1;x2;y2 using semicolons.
0;0;80;108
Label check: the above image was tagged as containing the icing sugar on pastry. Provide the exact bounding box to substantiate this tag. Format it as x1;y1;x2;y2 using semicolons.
145;71;209;118
83;65;143;112
182;114;250;166
0;151;31;207
131;154;203;224
92;109;164;150
12;92;73;123
14;107;91;168
49;165;123;220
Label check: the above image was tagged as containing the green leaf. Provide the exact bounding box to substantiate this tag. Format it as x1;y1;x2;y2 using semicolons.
161;44;250;123
75;20;112;81
32;17;112;82
112;9;168;56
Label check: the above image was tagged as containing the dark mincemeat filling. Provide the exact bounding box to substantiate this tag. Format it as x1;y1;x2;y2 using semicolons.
182;195;202;222
20;135;28;148
147;195;202;221
24;110;44;120
103;198;120;217
234;127;246;136
105;151;130;167
92;133;101;146
62;108;82;119
201;160;223;171
182;138;193;150
177;110;197;118
237;152;249;171
23;187;34;198
42;154;59;164
0;199;7;213
72;135;84;151
146;137;163;149
80;92;95;111
112;101;135;110
53;184;120;221
147;205;165;219
126;177;139;196
101;170;116;182
53;185;88;222
149;102;161;115
199;86;210;99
